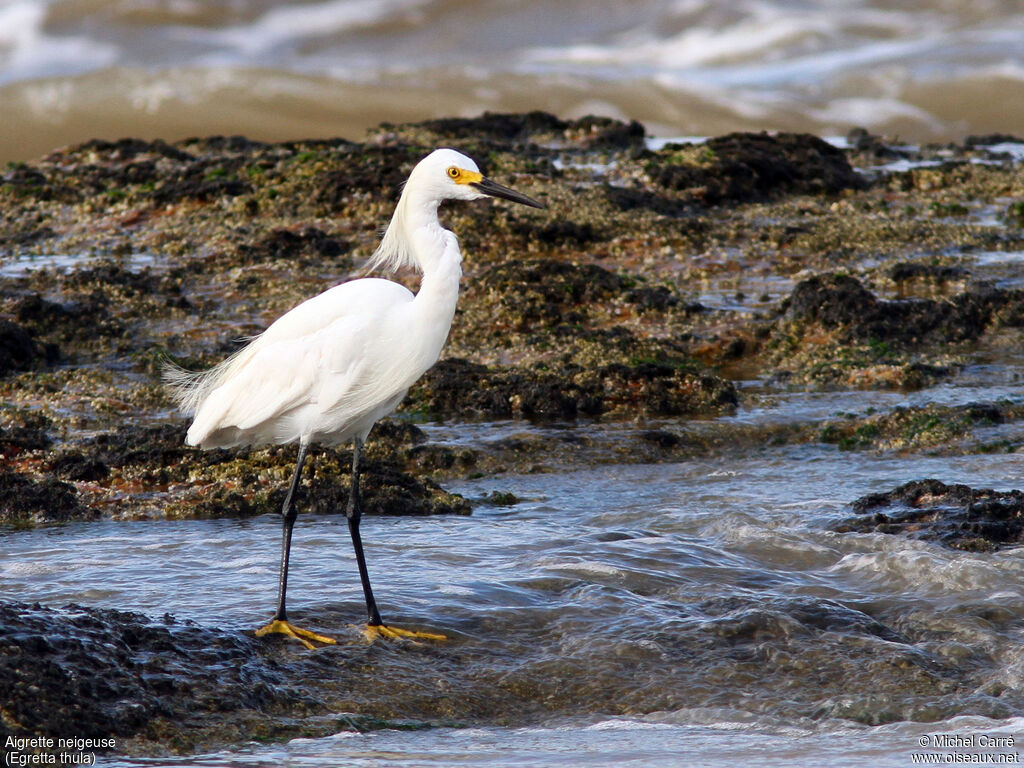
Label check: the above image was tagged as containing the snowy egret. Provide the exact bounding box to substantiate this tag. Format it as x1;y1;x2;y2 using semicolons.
166;148;544;648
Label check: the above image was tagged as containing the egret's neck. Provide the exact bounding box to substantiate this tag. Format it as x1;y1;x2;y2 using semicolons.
396;189;462;280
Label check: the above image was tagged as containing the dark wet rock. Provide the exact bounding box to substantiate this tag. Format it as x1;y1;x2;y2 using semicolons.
12;292;124;344
388;111;645;150
624;284;680;312
639;429;681;448
50;451;110;482
782;273;999;346
148;170;249;204
59;420;468;521
835;479;1024;551
888;262;968;284
0;319;38;373
72;137;195;164
0;224;55;246
0;319;55;375
478;491;521;506
604;184;693;217
179;135;270;154
407;358;737;420
408;358;591;419
597;362;738;415
0;601;330;746
649;132;863;204
411;110;569;143
172;455;470;520
85;423;192;469
509;219;604;247
314;144;422;210
235;226;351;265
60;264;165;296
31;137;255;204
280;458;471;518
1;163;64;201
0;471;95;525
762;274;1014;387
368;418;428;448
0;411;53;455
171;486;260;519
564;115;646;149
0;425;51;454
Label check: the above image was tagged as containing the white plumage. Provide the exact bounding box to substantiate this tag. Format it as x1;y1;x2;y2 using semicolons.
165;147;544;648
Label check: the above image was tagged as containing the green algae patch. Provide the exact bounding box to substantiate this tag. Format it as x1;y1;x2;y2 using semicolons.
819;402;1024;453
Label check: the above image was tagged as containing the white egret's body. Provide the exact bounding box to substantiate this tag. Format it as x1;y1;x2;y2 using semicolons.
166;148;544;648
182;267;458;450
174;152;468;451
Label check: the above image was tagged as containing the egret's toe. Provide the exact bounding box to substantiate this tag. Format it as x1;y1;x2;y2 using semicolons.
256;619;337;650
361;624;447;643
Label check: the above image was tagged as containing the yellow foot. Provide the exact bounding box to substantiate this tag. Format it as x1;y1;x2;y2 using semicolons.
361;624;447;644
255;619;337;650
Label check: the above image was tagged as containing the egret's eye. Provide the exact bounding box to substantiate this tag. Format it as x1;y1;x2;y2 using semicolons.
447;166;460;179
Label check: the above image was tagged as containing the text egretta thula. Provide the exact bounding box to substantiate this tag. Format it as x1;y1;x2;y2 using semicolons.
166;148;545;647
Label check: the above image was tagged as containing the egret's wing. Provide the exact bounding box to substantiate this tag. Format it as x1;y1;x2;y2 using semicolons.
181;277;416;447
185;316;372;447
259;278;412;346
317;325;422;421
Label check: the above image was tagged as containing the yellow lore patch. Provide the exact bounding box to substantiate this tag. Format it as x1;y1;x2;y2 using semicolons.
447;166;483;185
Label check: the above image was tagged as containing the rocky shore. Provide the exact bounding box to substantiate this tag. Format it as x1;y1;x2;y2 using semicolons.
3;113;1024;752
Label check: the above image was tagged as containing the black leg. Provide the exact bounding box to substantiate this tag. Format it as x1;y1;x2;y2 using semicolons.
272;442;309;623
346;437;383;626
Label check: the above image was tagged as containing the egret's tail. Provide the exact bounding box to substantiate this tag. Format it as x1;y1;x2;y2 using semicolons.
161;358;215;417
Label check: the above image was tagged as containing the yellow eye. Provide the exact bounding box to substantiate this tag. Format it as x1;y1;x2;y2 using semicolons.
447;166;460;179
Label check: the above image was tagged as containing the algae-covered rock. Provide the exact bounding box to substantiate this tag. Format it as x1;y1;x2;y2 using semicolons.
783;274;996;346
475;259;631;331
0;601;321;747
0;471;96;524
1;114;1024;522
407;357;737;420
235;226;351;266
818;401;1019;453
648;132;863;204
377;110;645;150
764;274;1024;388
2;588;1018;752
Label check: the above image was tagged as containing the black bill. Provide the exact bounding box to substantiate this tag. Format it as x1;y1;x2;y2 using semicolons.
472;177;546;209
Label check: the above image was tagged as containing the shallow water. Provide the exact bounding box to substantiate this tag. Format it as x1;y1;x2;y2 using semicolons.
88;716;1024;768
0;251;159;278
6;426;1024;765
2;1;1023;165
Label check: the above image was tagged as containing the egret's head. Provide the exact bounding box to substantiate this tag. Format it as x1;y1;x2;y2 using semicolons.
411;148;545;209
